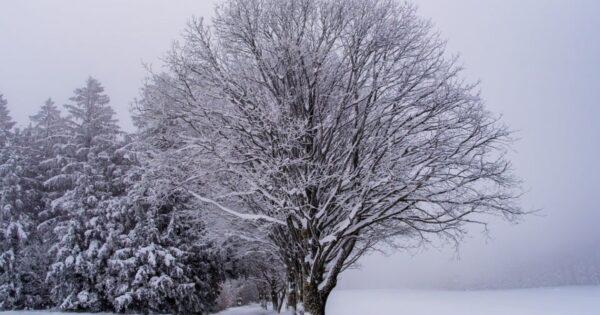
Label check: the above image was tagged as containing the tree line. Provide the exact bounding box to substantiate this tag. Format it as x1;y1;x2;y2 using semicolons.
0;79;236;313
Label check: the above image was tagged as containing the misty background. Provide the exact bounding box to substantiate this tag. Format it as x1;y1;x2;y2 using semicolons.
1;0;598;290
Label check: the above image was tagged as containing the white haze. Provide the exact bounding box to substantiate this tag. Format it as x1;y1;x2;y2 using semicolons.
1;0;599;290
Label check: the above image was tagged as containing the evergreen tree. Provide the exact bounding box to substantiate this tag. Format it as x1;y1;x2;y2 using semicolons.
31;98;69;227
30;98;68;164
123;79;225;313
3;98;72;310
0;95;46;309
0;96;22;308
0;95;15;147
45;78;123;311
9;127;49;309
0;152;26;310
104;148;223;314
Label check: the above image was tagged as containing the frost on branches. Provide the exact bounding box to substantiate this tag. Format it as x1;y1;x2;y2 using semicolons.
0;95;48;309
0;0;525;314
40;78;222;313
134;0;523;314
103;149;223;314
0;76;225;313
44;78;125;311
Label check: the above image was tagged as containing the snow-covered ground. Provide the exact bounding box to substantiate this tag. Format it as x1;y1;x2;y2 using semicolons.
215;286;600;315
327;286;600;315
215;305;278;315
2;286;599;315
0;313;116;315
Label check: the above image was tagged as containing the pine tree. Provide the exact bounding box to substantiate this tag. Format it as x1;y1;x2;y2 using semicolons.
0;95;45;309
0;154;26;310
0;96;22;308
125;80;225;313
103;150;223;314
31;98;70;248
5;98;72;309
0;95;15;146
45;78;123;311
8;127;49;309
30;98;68;164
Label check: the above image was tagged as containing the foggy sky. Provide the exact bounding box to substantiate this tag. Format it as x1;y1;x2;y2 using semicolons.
1;0;599;289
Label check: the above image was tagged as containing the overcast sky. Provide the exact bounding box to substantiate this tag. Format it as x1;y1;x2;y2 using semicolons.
1;0;599;290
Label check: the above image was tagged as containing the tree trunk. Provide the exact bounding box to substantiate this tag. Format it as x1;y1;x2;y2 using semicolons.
302;281;326;315
271;286;279;312
286;269;297;311
258;287;268;309
277;290;286;313
297;268;305;304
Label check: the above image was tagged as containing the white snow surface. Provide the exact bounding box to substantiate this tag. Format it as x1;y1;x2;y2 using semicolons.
0;313;116;315
327;286;600;315
215;304;279;315
1;286;599;315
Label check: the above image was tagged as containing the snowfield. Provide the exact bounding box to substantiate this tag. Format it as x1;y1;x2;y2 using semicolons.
217;286;600;315
2;286;599;315
326;286;600;315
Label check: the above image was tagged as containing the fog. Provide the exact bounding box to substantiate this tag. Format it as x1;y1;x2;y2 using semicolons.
1;0;599;290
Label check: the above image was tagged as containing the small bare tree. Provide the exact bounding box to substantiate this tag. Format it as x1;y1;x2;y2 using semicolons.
136;0;522;313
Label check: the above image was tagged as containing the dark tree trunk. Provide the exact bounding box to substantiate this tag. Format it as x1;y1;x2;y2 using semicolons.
297;268;305;305
277;289;286;313
302;281;326;315
286;267;297;311
271;286;279;312
258;286;268;309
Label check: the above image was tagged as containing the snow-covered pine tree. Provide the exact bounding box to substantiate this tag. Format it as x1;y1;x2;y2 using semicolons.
30;98;69;185
0;94;22;309
31;98;70;231
103;143;223;314
9;98;73;309
0;95;47;309
0;95;14;145
8;126;51;309
45;78;124;311
91;85;225;313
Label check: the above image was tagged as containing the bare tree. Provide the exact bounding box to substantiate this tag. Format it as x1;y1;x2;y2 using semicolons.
136;0;522;313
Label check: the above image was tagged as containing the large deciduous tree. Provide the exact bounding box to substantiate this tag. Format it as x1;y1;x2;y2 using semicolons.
136;0;522;313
